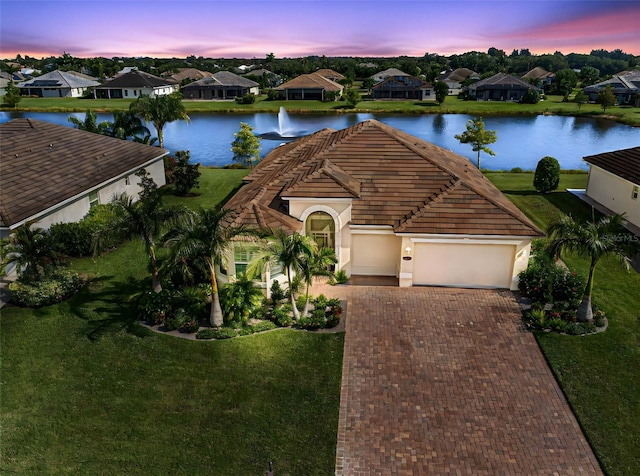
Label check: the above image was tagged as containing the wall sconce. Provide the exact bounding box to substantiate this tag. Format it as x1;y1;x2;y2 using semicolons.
405;246;412;255
403;246;413;261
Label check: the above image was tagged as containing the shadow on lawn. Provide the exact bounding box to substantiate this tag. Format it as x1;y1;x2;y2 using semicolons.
501;190;596;222
70;275;151;341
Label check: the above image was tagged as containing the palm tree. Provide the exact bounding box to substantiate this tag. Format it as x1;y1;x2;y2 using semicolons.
546;213;640;321
104;110;151;141
0;222;59;281
68;109;110;135
248;229;316;320
129;93;189;148
299;247;337;316
220;274;263;325
164;207;247;327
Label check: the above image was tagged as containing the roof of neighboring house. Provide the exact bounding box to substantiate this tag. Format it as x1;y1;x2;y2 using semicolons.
0;119;169;228
372;75;433;91
470;72;536;90
96;70;177;89
17;70;100;88
583;70;640;93
181;71;259;89
522;67;555;81
0;71;14;80
584;146;640;185
169;68;215;82
315;68;345;80
371;68;410;79
437;68;479;82
223;120;542;237
275;73;344;92
244;68;279;78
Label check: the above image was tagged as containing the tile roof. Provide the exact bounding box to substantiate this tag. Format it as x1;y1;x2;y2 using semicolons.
18;70;99;89
371;68;410;80
169;68;214;82
583;70;640;94
584;146;640;185
182;71;259;88
437;68;479;82
224;120;542;237
471;72;536;90
0;119;168;228
315;68;345;80
96;70;177;89
522;67;555;81
276;73;344;92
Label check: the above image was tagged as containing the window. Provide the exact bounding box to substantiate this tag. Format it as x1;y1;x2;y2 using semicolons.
305;212;335;250
125;175;130;186
124;90;128;97
234;246;258;276
88;191;99;208
633;185;639;200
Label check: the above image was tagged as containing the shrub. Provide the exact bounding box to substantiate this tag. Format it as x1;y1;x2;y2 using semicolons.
510;167;524;173
49;204;120;257
9;268;82;307
528;308;548;329
137;289;174;325
172;150;201;196
270;280;286;305
520;89;540;104
326;298;343;328
594;309;606;328
237;326;255;336
323;91;339;102
553;271;585;308
235;93;256;104
330;270;349;285
549;318;569;333
296;308;327;330
518;260;559;304
251;320;277;333
271;305;293;327
176;286;208;321
180;319;200;333
164;308;187;331
196;327;236;340
566;321;596;335
266;89;280;101
533;156;560;193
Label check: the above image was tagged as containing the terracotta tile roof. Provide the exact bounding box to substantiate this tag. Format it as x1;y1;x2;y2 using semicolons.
315;68;345;81
96;70;177;89
0;119;168;228
275;73;343;92
224;120;542;237
584;146;640;185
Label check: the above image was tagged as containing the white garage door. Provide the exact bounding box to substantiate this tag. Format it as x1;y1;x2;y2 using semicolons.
351;234;401;276
413;243;515;288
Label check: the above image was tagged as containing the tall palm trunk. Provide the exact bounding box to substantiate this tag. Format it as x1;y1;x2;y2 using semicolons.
149;244;162;292
287;266;301;320
208;259;223;327
577;257;598;322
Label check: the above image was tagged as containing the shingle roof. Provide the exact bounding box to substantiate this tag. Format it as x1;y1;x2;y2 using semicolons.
522;67;555;81
584;146;640;185
182;71;259;88
471;72;536;90
224;120;542;237
583;70;640;93
18;70;99;89
437;68;479;82
371;68;410;80
96;70;177;89
0;119;168;228
169;68;214;82
275;73;343;92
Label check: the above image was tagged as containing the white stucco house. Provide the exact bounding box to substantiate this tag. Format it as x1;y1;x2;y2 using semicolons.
17;70;99;98
222;120;543;293
583;146;640;230
94;70;179;99
0;119;168;240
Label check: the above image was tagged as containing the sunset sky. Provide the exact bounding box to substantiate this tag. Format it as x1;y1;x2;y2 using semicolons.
1;0;638;59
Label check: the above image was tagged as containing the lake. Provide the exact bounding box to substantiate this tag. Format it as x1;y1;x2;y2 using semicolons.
1;110;637;170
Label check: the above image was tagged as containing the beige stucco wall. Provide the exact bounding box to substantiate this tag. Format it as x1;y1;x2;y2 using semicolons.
586;166;640;228
350;231;401;276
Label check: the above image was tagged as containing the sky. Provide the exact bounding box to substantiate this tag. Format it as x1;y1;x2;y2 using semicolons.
1;0;639;59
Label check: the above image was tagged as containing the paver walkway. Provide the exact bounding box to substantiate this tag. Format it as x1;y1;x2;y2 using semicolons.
310;282;602;475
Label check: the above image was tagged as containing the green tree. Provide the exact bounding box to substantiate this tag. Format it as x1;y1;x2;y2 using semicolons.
68;110;110;135
596;84;616;113
546;213;640;321
231;122;261;169
3;80;21;108
105;110;150;141
343;88;360;108
0;222;59;281
299;247;337;316
129;93;189;148
533;156;560;193
361;77;375;90
454;117;497;169
520;89;540;104
573;90;588;111
578;66;599;86
164;207;248;327
433;81;449;104
172;150;201;196
220;274;263;325
552;68;578;99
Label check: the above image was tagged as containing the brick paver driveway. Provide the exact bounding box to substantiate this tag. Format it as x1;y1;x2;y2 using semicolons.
319;284;602;475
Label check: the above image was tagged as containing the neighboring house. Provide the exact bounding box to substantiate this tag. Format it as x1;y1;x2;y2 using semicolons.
243;68;282;88
521;66;555;86
468;72;537;101
0;72;10;96
370;68;410;84
17;70;99;98
222;120;542;293
371;75;435;101
314;68;345;83
181;71;259;99
0;119;168;239
274;72;344;100
583;146;640;230
94;70;179;99
436;68;480;95
583;70;640;106
168;68;214;84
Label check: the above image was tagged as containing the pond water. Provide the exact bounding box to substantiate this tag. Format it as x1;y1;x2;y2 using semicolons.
1;110;637;170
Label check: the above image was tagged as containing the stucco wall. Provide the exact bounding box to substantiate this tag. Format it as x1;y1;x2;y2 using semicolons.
586;166;640;228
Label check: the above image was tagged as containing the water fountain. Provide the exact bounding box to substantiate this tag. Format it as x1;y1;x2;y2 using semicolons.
259;107;306;140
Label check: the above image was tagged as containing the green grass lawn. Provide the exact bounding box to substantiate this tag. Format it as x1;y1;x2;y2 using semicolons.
0;169;343;475
487;172;640;476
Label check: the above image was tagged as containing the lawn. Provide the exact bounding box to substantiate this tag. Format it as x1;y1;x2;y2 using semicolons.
487;172;640;476
0;168;344;475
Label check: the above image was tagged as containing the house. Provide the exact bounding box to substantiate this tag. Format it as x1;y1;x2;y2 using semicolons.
0;119;168;239
468;72;537;101
274;73;344;100
94;70;179;99
222;120;542;293
17;70;99;98
167;68;214;84
243;68;282;88
370;68;410;84
371;75;435;101
583;70;640;106
181;71;259;100
521;67;555;86
0;72;11;96
436;68;480;95
583;146;640;231
314;68;345;83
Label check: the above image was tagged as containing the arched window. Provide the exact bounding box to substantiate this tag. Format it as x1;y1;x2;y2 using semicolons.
305;211;335;250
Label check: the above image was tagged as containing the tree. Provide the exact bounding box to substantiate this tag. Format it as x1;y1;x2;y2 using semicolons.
164;207;248;327
343;88;360;108
220;274;263;325
104;110;151;141
573;90;588;111
454;117;497;169
361;77;375;90
546;213;640;322
172;150;201;196
434;81;449;105
596;85;616;113
231;122;261;169
533;156;560;193
129;93;189;148
248;229;316;320
552;69;578;98
520;89;540;104
68;110;109;135
3;80;21;108
299;247;337;316
578;66;599;86
0;222;58;281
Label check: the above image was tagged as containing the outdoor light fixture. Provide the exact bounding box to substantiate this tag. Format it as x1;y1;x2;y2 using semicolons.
405;246;412;255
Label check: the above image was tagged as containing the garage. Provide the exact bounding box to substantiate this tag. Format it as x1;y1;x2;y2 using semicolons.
412;242;515;288
351;234;401;276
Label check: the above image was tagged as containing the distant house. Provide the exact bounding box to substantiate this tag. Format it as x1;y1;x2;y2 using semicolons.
583;70;640;107
522;67;555;86
17;70;99;98
168;68;214;84
274;73;343;100
243;68;282;88
314;68;345;83
0;72;11;96
436;68;480;95
0;119;168;239
371;75;435;101
468;73;537;101
94;70;179;99
181;71;259;100
583;146;640;231
370;68;410;84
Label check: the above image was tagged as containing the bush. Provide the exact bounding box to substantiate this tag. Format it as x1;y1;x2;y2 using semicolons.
271;305;293;327
195;327;236;340
270;280;286;305
164;308;187;331
180;318;200;333
548;318;569;333
137;289;174;325
553;271;585;308
533;156;560;193
9;268;82;307
266;89;280;101
518;260;560;304
520;89;540;104
235;93;256;104
594;309;606;328
528;308;548;329
172;150;201;196
329;270;349;285
326;298;343;328
296;308;327;330
49;204;120;257
323;91;339;102
251;320;277;333
510;167;524;173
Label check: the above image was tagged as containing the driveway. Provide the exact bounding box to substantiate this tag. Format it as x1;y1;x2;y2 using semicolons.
312;283;602;475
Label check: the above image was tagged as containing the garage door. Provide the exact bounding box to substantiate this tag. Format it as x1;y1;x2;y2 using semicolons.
413;243;514;288
351;234;401;276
